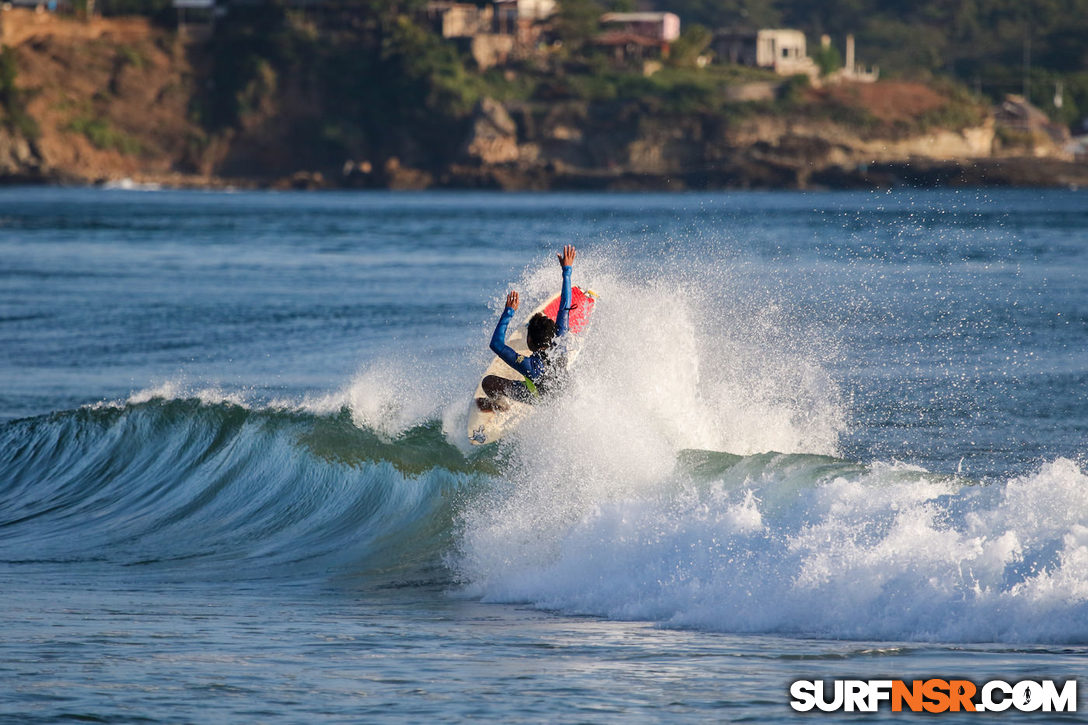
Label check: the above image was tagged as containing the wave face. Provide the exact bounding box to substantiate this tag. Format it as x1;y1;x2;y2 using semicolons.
6;396;1085;643
0;399;487;581
3;190;1086;645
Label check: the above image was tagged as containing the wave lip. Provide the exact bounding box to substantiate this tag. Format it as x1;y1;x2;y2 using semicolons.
0;399;485;581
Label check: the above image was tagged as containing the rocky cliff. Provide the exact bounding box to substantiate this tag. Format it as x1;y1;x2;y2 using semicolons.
2;9;1085;190
440;94;1082;191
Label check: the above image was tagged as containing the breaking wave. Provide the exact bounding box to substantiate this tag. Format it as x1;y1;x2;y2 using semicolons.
3;254;1085;644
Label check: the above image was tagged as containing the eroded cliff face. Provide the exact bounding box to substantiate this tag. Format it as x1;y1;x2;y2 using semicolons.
450;96;1002;190
0;128;45;181
6;10;207;185
3;9;341;187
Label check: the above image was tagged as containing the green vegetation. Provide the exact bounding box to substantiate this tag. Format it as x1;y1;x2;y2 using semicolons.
669;25;713;68
66;115;142;154
173;2;1000;176
482;61;774;108
661;0;1088;130
995;125;1039;152
115;45;146;71
0;46;39;140
190;4;490;167
75;0;1088;138
915;77;989;132
554;0;602;53
810;43;841;77
187;4;766;165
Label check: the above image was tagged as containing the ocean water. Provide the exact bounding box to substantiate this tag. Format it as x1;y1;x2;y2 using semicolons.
1;187;1086;722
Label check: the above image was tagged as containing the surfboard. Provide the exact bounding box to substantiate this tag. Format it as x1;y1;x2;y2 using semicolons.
467;286;597;445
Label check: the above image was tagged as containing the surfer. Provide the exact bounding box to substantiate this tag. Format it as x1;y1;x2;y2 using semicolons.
476;245;576;412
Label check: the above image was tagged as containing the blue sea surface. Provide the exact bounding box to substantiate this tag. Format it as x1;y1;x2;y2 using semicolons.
1;187;1086;721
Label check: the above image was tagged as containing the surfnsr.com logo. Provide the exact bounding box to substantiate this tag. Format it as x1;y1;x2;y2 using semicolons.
790;679;1077;713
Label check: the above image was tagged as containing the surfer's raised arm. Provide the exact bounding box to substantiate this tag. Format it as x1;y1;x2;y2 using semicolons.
489;290;531;377
556;245;575;337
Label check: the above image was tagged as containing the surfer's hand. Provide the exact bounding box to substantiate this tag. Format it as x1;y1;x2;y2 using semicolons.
558;245;576;268
505;290;519;310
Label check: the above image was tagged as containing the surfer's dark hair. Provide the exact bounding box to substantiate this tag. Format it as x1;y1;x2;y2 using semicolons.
526;313;556;352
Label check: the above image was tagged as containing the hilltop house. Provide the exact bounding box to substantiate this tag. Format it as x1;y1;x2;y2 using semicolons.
594;11;679;64
497;0;555;22
713;28;818;80
425;0;556;39
424;0;557;69
425;2;493;38
996;94;1074;158
492;0;554;40
599;12;680;43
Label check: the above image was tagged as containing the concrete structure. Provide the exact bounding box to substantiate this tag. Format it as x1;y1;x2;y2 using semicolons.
492;0;554;44
827;34;878;83
714;29;818;80
493;0;554;29
425;0;551;67
511;0;554;21
600;12;679;43
425;1;493;38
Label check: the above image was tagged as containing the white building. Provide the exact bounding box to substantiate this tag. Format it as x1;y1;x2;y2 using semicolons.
493;0;554;39
714;28;819;80
599;12;680;43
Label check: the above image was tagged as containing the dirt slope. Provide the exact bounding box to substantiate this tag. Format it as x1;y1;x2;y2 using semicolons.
6;9;211;184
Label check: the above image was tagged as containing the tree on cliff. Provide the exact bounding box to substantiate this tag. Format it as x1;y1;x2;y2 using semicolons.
657;0;1088;129
555;0;603;53
664;0;779;31
669;25;713;67
0;47;38;140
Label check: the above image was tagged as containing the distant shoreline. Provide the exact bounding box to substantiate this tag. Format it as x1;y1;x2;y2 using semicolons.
12;156;1085;193
3;8;1085;199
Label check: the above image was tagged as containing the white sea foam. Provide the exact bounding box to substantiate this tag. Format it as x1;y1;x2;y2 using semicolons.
302;358;447;438
458;451;1088;642
112;380;251;408
455;252;1088;644
468;249;844;455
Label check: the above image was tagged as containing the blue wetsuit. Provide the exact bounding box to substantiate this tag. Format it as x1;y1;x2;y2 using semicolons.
490;265;572;390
